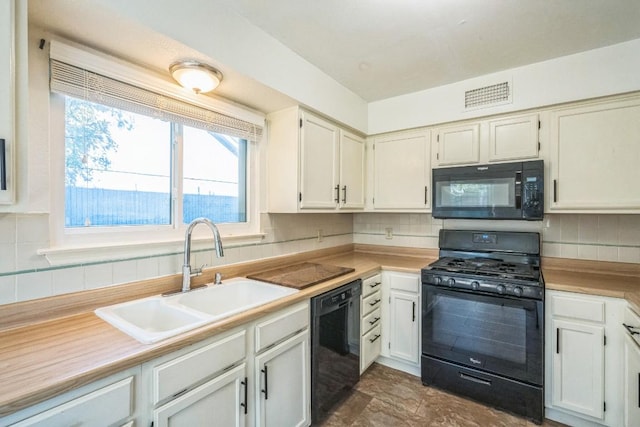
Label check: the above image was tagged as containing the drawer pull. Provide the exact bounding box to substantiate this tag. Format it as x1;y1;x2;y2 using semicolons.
368;317;380;325
459;372;491;386
624;323;640;335
369;334;381;343
370;281;381;288
369;299;381;307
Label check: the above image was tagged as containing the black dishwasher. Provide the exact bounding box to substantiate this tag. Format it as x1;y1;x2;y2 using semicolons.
311;279;361;425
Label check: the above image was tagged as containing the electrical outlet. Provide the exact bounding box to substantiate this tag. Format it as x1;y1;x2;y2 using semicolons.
385;227;393;239
317;229;323;242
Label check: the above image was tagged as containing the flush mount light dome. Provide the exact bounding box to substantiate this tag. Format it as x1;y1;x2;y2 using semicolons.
169;61;223;94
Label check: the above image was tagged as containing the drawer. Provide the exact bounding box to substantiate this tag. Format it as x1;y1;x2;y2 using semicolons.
12;377;134;427
361;306;381;335
153;330;246;404
388;272;420;293
362;274;382;297
362;290;382;316
550;294;605;323
360;324;382;374
255;301;309;353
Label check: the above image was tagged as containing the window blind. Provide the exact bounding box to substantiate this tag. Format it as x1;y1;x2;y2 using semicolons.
50;59;262;141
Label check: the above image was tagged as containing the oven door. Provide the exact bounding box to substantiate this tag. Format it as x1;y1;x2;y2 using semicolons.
422;284;543;385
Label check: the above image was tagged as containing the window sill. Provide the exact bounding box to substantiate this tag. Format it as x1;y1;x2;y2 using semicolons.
38;233;266;266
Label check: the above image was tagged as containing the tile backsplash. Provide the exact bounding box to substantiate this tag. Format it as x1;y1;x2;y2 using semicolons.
0;213;353;305
0;211;638;306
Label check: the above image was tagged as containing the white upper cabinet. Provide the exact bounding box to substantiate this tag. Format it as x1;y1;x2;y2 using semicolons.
266;107;365;212
299;112;339;209
488;113;539;162
0;0;17;204
372;130;430;210
338;130;366;209
434;123;479;166
549;95;640;212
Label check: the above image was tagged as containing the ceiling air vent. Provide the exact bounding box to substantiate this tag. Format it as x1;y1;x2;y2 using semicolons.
464;81;511;110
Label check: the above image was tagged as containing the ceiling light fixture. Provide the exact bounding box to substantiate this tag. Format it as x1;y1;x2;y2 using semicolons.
169;61;223;94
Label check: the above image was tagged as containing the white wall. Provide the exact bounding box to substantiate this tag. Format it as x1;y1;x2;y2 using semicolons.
368;38;640;135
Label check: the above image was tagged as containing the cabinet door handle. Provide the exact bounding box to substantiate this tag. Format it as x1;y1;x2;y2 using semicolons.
412;301;416;322
334;185;340;203
342;185;347;203
261;365;269;400
369;334;381;343
0;139;6;191
240;377;248;414
556;328;560;354
553;179;557;203
369;316;380;325
638;372;640;408
424;186;428;205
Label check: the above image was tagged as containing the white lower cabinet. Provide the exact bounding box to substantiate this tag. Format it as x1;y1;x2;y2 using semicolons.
0;368;139;427
623;306;640;427
153;364;247;427
254;330;310;427
360;274;383;373
545;290;625;427
379;271;421;375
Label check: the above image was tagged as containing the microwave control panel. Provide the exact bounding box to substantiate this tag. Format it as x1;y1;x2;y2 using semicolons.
522;169;544;219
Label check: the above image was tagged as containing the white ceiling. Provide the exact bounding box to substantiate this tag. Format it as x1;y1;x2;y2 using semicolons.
28;0;640;111
224;0;640;101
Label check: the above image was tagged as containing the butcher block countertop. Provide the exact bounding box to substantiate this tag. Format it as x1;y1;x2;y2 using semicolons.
0;243;639;418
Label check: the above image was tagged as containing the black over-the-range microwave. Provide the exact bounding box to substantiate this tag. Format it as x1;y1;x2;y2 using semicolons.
432;160;544;220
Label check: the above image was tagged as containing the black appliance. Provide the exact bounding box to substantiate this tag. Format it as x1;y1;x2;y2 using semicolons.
432;160;544;220
421;229;544;424
311;279;361;425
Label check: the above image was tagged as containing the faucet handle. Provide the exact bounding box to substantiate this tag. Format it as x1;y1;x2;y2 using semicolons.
214;272;223;285
192;264;207;276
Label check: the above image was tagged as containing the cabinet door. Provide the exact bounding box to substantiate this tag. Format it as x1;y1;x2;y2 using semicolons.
488;114;539;162
549;97;640;210
551;318;605;420
338;130;365;209
299;111;339;209
154;364;247;427
0;0;15;204
255;330;310;427
388;290;420;364
624;334;640;427
435;123;479;166
373;131;430;210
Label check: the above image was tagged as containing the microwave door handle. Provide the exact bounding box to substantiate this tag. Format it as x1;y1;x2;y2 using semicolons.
515;172;522;209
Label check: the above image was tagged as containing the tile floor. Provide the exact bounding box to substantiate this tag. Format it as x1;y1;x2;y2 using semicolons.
319;363;567;427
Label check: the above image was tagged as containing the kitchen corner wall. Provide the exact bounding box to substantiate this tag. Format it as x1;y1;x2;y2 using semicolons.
353;213;640;264
0;213;353;306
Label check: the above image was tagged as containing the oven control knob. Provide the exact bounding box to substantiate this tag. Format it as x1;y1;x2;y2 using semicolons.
447;278;455;287
513;287;523;297
496;285;506;294
471;281;480;291
433;276;442;285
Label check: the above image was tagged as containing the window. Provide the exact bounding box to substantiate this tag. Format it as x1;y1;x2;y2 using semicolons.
64;97;248;228
48;40;263;251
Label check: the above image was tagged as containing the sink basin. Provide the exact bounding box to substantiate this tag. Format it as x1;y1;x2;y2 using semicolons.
95;297;210;344
95;278;298;344
173;278;298;318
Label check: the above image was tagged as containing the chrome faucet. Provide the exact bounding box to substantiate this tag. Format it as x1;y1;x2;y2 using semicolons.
182;218;224;292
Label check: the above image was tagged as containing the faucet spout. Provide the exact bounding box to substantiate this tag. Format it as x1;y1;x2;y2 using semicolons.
182;218;224;292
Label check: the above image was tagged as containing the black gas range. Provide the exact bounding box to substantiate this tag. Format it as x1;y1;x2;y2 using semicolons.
421;229;544;424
